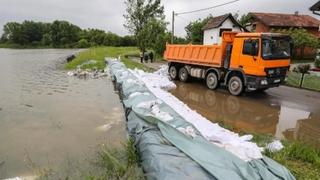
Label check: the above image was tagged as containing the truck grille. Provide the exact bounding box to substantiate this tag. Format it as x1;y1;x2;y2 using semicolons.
265;67;288;78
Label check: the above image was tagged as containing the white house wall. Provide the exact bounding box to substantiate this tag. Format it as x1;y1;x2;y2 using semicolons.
203;18;242;45
203;28;219;45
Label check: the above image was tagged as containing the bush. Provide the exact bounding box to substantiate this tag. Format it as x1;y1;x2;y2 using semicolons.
315;49;320;68
315;59;320;68
295;64;311;74
77;39;90;48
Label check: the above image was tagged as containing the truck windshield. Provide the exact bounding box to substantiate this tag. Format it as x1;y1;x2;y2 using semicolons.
262;37;291;60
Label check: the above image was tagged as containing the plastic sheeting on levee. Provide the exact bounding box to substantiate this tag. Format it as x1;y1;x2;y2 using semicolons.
107;59;295;180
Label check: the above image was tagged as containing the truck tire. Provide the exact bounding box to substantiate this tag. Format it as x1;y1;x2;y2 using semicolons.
228;76;244;96
179;67;189;82
169;65;178;80
206;72;219;90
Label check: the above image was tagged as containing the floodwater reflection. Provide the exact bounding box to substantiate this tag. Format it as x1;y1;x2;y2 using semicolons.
171;81;320;147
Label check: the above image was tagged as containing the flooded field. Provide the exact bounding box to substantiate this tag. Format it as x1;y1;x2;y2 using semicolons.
0;49;126;179
171;81;320;147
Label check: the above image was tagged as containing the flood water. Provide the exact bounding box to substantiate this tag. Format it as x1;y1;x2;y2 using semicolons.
171;81;320;147
0;49;126;179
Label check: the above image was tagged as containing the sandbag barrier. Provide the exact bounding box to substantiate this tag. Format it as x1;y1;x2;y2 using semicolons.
106;58;295;180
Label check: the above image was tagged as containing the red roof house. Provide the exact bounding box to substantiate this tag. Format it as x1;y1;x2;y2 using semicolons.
249;12;320;36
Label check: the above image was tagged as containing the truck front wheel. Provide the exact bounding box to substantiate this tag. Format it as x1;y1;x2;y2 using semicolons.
169;65;178;80
228;76;244;96
179;67;189;82
206;72;219;90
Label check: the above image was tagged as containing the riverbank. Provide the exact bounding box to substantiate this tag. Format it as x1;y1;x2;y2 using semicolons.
0;43;71;49
65;47;153;72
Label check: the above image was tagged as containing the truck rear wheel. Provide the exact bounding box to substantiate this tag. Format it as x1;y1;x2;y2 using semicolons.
169;65;178;80
179;67;189;82
206;72;219;90
228;76;244;96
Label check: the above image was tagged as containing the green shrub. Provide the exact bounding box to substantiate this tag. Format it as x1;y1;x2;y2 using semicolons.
77;39;90;48
315;58;320;68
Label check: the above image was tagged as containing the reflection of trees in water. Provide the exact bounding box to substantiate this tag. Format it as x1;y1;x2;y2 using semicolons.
173;83;279;134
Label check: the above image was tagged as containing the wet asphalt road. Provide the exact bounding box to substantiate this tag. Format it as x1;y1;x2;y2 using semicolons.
171;81;320;147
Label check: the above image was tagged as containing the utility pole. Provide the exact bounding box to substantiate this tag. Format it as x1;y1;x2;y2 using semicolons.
171;11;175;44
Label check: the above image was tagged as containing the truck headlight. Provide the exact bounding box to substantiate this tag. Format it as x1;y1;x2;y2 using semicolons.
261;80;268;85
268;69;275;74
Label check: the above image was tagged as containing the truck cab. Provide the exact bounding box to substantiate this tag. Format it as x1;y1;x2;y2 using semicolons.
226;32;291;92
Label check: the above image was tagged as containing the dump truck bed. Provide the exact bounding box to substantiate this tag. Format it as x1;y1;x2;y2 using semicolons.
164;44;223;67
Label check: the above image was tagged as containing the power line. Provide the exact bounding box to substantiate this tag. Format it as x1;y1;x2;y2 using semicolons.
171;0;240;43
175;15;190;23
176;0;240;15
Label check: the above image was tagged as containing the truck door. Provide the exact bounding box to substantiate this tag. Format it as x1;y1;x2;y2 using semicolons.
239;38;260;76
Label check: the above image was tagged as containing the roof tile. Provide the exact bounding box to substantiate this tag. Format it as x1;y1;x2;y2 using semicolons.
251;12;320;28
203;14;230;30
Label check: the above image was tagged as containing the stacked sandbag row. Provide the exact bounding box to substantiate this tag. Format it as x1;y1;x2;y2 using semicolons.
107;59;295;180
108;59;215;180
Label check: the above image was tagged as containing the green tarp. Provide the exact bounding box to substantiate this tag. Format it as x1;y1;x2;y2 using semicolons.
107;59;295;180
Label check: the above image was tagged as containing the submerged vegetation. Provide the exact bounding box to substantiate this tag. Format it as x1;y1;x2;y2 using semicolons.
65;47;154;72
27;139;144;179
86;139;144;180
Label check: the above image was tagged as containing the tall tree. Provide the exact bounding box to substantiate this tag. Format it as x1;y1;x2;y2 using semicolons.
238;13;253;27
50;20;81;47
185;16;211;44
123;0;165;52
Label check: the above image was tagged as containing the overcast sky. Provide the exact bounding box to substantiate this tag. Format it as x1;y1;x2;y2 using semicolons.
0;0;319;37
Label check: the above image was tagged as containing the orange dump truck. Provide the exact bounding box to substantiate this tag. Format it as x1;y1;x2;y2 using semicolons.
164;32;292;95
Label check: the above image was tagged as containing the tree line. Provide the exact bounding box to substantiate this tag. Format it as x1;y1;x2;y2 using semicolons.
0;20;137;48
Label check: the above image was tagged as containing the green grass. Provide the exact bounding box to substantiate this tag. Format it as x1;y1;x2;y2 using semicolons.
247;134;320;179
218;120;320;179
265;141;320;179
85;139;144;180
65;46;154;72
286;71;320;91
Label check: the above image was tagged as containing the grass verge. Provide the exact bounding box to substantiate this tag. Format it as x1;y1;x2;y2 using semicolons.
286;71;320;91
65;46;153;72
265;141;320;179
217;121;320;179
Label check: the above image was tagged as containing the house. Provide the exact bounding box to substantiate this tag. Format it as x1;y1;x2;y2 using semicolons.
202;13;246;45
248;12;320;36
310;1;320;16
247;12;320;58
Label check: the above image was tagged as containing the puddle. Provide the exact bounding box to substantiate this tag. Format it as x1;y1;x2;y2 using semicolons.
171;81;320;147
0;49;126;179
